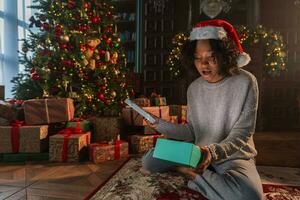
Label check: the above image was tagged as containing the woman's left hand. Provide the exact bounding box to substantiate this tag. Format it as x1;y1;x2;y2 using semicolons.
196;145;212;173
175;145;213;179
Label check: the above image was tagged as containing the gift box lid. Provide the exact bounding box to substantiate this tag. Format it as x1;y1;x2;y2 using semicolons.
153;138;202;168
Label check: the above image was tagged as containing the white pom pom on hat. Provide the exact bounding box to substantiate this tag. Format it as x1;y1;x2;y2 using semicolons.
189;19;251;68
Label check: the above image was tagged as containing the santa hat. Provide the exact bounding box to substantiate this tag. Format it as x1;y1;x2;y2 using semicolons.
189;19;250;68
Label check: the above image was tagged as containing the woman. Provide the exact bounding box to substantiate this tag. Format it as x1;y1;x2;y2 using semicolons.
142;19;263;200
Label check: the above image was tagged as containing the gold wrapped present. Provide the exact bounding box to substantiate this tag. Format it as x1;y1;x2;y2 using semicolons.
133;98;151;107
90;141;128;163
122;106;160;126
49;128;90;162
169;105;187;123
24;98;74;125
0;123;48;153
90;117;123;142
129;134;163;154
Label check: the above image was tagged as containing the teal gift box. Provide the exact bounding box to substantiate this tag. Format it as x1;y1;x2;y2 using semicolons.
153;138;202;168
66;120;91;132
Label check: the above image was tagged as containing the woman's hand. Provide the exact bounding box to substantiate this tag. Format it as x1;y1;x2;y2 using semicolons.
145;114;159;129
175;145;213;179
175;166;197;179
196;145;212;173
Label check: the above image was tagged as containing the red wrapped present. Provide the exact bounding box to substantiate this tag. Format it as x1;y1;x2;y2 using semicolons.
49;127;90;162
0;121;48;153
90;140;128;163
129;134;163;154
24;98;74;125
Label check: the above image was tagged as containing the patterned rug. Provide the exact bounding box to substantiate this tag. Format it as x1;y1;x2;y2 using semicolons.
86;158;300;200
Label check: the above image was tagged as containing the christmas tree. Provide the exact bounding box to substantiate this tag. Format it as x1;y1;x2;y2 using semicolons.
12;0;131;116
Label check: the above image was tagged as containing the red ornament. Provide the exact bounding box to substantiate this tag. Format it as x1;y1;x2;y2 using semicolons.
30;68;36;74
79;24;87;32
62;59;74;67
67;1;75;9
42;23;50;31
88;12;93;17
106;12;112;17
79;44;87;52
55;25;63;35
83;2;89;9
97;92;105;101
105;38;111;44
31;73;40;81
104;26;113;33
59;43;67;49
91;17;99;24
99;50;106;56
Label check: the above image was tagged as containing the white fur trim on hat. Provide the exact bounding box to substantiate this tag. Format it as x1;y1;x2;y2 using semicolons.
189;26;227;41
237;52;251;67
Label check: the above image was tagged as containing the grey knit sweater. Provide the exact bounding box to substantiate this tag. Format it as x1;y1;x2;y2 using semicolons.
156;69;259;164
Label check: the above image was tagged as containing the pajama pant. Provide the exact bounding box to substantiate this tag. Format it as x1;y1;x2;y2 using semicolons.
142;148;263;200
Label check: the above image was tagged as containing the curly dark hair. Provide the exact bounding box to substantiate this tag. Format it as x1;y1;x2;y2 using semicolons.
181;38;240;76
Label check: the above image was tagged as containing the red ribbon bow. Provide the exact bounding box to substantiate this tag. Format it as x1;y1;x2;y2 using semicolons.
10;120;25;153
59;127;85;162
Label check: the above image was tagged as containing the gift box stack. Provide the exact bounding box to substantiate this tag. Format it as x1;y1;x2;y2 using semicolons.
0;99;50;162
121;93;186;154
88;116;129;164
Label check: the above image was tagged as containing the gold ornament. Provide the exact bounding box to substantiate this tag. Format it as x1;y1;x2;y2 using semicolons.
60;35;70;42
45;37;51;45
114;69;120;75
110;90;117;98
105;51;110;62
112;52;118;59
89;59;96;70
100;65;107;70
82;59;89;66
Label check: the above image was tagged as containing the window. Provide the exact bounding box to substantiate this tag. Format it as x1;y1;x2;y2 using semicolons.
0;0;35;97
0;0;4;85
18;0;33;72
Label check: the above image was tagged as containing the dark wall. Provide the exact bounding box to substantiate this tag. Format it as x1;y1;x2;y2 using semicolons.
259;0;300;131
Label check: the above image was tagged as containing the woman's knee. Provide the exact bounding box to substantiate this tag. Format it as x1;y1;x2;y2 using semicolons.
141;149;157;173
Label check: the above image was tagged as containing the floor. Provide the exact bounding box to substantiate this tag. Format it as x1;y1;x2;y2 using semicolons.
0;158;300;200
1;131;300;200
0;158;127;200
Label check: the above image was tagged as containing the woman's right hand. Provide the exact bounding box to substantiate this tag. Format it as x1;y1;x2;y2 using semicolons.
145;114;159;129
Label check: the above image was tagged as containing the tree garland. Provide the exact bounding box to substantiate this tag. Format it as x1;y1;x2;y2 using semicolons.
166;25;286;79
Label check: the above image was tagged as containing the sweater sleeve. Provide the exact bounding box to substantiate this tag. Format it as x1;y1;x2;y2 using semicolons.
207;78;259;162
155;85;195;142
156;118;195;142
